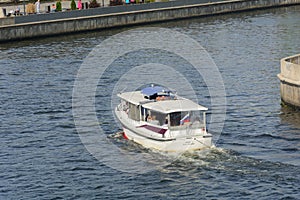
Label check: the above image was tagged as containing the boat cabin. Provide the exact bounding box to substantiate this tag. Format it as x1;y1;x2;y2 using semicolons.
117;86;208;130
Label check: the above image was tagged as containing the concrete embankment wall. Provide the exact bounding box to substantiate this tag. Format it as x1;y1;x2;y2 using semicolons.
278;54;300;108
13;0;222;24
0;17;13;26
0;0;300;42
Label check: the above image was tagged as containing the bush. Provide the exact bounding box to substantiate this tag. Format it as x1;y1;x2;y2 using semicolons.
109;0;122;6
26;3;35;14
71;0;77;10
89;0;100;8
56;1;62;12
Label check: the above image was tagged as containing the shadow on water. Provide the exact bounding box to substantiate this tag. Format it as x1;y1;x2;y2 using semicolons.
280;105;300;129
0;28;126;50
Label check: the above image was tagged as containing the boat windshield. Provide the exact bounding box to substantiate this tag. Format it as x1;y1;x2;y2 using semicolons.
142;107;167;126
169;111;205;129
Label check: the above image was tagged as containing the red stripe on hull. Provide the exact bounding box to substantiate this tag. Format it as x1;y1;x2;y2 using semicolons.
122;132;129;140
137;125;167;134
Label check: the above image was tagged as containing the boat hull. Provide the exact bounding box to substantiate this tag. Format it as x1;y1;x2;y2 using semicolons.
115;103;212;152
122;126;212;152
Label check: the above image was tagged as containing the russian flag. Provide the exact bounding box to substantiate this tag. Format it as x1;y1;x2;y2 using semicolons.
180;114;190;125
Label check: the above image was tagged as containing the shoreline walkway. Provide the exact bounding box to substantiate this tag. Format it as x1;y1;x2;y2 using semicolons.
0;0;299;42
0;0;91;17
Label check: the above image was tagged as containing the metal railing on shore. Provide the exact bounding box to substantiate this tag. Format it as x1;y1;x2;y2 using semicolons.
0;0;224;24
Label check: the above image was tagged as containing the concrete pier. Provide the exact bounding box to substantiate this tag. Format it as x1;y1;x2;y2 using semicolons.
278;54;300;108
0;0;300;42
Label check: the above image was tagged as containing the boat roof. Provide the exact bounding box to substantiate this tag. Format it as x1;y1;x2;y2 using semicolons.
142;99;208;113
118;91;208;113
141;86;170;96
118;91;149;105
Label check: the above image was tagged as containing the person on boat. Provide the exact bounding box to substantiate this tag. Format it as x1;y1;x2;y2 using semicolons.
145;114;149;121
148;115;159;125
156;96;164;101
162;118;168;127
146;114;152;121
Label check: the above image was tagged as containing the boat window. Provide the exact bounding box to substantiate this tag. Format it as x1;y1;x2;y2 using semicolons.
170;112;187;126
169;111;204;128
144;109;167;126
128;102;140;121
121;100;129;111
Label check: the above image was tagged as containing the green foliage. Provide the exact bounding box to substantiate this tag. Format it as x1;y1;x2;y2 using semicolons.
71;0;77;10
56;1;62;11
89;0;100;8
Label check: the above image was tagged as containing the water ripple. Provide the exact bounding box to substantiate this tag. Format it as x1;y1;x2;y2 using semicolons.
0;5;300;199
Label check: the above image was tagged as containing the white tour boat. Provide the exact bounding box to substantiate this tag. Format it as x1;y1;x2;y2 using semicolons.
115;85;212;152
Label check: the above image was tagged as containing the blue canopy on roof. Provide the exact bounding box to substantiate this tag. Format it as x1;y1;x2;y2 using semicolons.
141;86;169;96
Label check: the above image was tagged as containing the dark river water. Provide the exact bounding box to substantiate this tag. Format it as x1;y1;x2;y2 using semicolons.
1;5;300;199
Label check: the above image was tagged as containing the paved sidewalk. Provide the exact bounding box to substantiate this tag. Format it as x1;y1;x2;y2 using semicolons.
0;0;104;17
